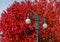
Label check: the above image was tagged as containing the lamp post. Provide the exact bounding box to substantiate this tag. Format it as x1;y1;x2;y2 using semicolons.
35;14;39;42
25;12;48;42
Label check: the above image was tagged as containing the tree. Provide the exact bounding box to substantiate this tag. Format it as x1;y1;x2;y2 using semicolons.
0;0;60;42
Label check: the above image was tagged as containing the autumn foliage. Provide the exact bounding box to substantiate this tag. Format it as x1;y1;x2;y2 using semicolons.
0;0;60;42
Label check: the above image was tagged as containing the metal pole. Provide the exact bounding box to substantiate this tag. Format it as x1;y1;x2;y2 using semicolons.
36;32;38;42
35;14;39;42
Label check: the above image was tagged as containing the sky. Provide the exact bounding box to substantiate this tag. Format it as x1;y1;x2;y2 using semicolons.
0;0;23;14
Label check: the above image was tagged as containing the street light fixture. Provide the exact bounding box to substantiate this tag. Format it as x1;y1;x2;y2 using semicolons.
25;12;48;42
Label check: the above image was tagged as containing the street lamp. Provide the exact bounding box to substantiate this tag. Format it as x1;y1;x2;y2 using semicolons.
25;12;48;42
43;18;48;29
